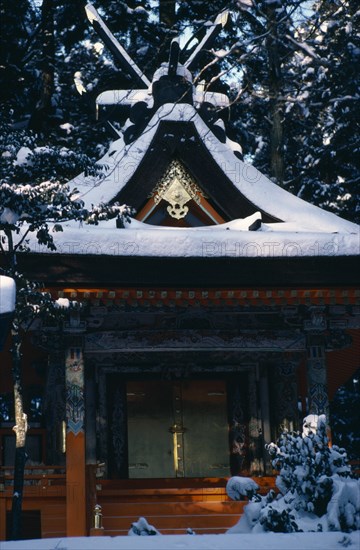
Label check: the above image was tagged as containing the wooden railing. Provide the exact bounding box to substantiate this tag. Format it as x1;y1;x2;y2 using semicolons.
0;465;65;492
0;466;66;541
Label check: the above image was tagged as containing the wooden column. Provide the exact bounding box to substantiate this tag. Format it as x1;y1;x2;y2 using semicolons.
85;362;97;533
0;495;6;541
306;333;329;420
271;360;300;438
44;336;66;465
259;365;272;473
227;374;249;476
65;337;86;536
248;366;264;474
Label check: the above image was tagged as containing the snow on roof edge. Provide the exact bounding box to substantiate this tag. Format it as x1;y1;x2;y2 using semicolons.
0;275;16;314
18;218;360;259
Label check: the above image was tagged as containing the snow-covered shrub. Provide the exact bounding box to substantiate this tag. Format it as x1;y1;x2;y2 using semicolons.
259;507;300;533
268;415;351;517
226;476;260;501
128;517;161;536
227;415;360;534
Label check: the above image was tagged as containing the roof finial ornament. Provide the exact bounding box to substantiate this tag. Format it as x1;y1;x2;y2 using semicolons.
84;4;232;144
85;3;150;88
185;10;229;71
168;38;180;77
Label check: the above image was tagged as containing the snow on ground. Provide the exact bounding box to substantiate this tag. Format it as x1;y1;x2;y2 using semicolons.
0;275;16;314
1;532;359;550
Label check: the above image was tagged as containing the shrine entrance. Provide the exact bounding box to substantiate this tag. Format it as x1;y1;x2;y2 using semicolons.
108;378;230;479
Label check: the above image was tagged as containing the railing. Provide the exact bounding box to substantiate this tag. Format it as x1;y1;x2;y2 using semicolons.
0;465;66;493
0;465;67;540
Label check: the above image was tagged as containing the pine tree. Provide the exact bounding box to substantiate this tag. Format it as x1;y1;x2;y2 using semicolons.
0;0;39;123
283;0;360;223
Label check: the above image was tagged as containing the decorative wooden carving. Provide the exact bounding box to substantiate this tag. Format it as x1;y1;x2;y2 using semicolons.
65;343;85;435
228;376;249;475
270;361;299;437
150;160;205;219
111;385;128;478
85;329;306;352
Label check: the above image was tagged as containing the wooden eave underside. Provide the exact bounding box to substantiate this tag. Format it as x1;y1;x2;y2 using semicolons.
111;120;281;224
13;253;360;288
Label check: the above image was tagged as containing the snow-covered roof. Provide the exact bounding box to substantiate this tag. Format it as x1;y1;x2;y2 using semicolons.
0;275;16;315
25;215;359;258
62;1;360;264
70;103;358;236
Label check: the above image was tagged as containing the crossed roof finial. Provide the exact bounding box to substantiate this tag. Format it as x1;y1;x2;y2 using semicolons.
84;3;229;86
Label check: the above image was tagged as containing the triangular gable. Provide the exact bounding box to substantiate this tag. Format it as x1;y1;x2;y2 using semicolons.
112;119;281;225
136;159;225;227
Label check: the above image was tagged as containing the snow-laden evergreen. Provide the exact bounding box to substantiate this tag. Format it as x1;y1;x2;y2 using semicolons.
228;415;360;534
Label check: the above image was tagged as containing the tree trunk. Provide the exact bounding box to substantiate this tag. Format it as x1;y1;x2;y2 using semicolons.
28;0;55;133
266;4;285;187
159;0;176;27
11;323;28;541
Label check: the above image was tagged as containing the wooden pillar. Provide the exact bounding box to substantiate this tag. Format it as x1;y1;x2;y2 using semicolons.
65;337;86;536
227;374;248;475
259;365;272;473
85;361;97;533
0;495;6;541
44;336;66;465
248;366;264;474
270;360;300;438
306;333;329;420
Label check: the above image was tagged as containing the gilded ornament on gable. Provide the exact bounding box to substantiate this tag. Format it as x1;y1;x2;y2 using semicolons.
151;160;205;219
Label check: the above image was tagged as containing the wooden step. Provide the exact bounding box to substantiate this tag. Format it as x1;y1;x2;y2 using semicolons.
93;478;276;536
99;500;245;515
103;511;245;529
104;527;237;536
97;499;246;536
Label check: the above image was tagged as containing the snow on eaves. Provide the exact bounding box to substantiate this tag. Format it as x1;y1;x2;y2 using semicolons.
0;275;16;314
96;89;154;108
21;216;360;259
69;103;359;236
